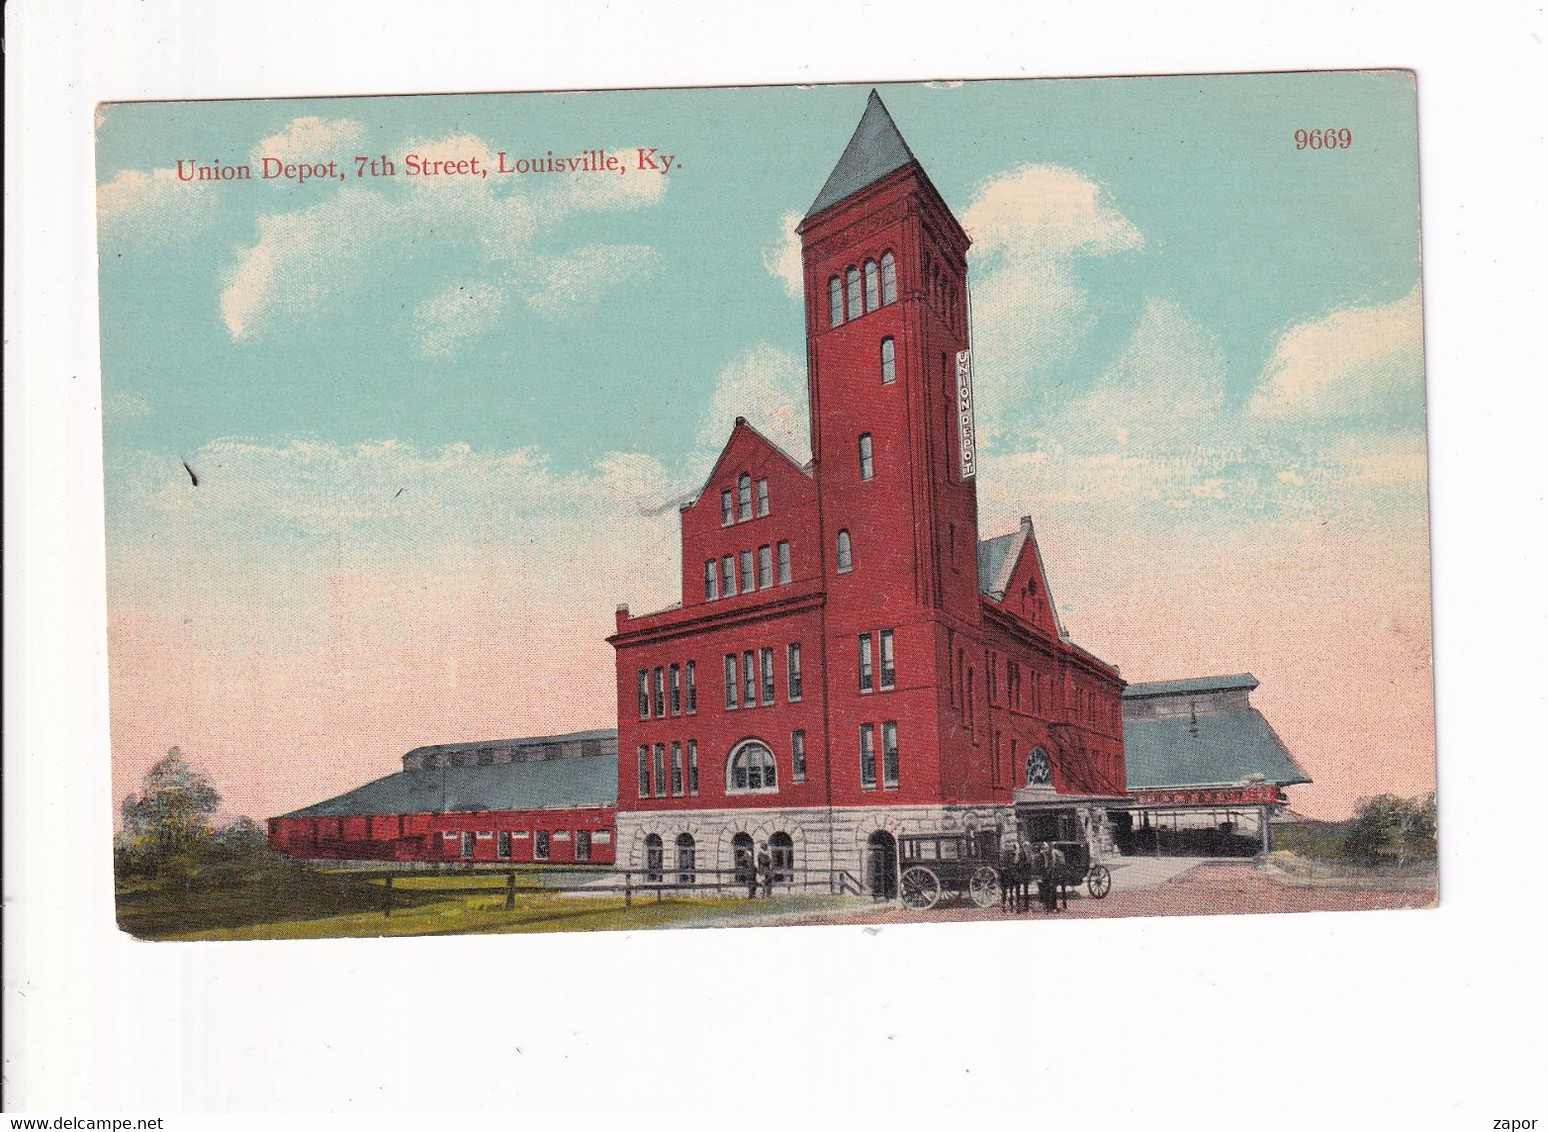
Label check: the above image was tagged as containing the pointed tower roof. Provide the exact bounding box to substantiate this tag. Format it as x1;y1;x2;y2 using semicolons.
804;90;919;219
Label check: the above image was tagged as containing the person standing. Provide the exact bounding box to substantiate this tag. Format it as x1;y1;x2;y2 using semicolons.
1037;842;1056;912
757;842;774;898
999;840;1020;912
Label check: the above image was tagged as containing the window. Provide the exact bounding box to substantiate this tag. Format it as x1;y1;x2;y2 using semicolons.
722;555;736;596
859;725;877;789
836;529;853;572
535;831;550;860
829;276;844;327
575;830;591;861
1026;747;1052;786
760;647;775;705
756;479;769;517
671;742;684;796
966;669;976;739
675;834;696;885
882;721;900;788
881;251;897;304
857;432;877;481
858;634;873;693
770;831;794;882
460;831;475;859
653;744;666;796
724;654;738;708
652;667;665;718
777;541;791;585
739;549;754;594
685;661;696;714
880;629;895;690
728;740;778;793
737;473;752;521
637;746;650;797
880;337;895;384
864;259;879;310
758;545;773;589
721;490;734;526
846;266;862;320
645;833;663;883
742;651;757;706
498;831;511;859
688;740;699;795
669;664;681;715
791;730;806;784
637;670;649;719
704;559;718;601
787;643;802;701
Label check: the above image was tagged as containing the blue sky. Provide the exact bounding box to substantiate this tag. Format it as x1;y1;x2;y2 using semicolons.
97;73;1432;820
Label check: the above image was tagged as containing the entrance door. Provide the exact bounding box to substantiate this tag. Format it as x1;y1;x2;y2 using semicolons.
866;831;898;898
732;832;755;887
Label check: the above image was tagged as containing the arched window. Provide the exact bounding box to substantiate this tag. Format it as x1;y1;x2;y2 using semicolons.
770;832;794;882
733;831;755;886
675;833;696;885
880;337;895;384
880;251;897;304
1026;747;1052;786
644;833;663;882
737;473;752;521
727;740;778;793
829;277;844;327
864;259;879;310
858;433;874;481
836;529;853;573
846;266;862;320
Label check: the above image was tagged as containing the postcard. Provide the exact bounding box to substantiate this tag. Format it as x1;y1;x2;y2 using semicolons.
97;72;1435;941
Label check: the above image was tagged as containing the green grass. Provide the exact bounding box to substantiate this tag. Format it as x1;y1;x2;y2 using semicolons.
117;855;851;941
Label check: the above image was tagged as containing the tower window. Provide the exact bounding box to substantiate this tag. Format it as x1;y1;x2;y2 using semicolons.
858;634;873;693
858;433;874;481
739;549;754;594
882;721;899;788
846;266;862;320
829;276;844;327
758;545;773;589
881;251;897;305
859;724;877;789
880;337;895;384
737;473;752;521
756;479;769;517
720;490;734;526
777;540;792;585
836;529;853;573
864;259;879;310
880;629;895;690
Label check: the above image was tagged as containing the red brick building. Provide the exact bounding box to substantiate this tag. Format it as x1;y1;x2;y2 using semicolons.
609;92;1127;893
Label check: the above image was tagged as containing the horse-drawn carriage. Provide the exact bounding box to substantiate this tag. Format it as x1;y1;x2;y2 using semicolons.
896;831;1112;911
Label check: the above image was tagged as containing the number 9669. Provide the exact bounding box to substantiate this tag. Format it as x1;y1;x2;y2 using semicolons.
1295;128;1353;150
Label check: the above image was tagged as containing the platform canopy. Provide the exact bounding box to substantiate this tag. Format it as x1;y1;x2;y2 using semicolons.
1123;708;1309;791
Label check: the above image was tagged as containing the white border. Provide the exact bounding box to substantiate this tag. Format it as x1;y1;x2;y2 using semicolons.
6;0;1547;1117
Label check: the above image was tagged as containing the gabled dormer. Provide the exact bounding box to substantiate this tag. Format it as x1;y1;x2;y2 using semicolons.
977;516;1065;641
677;416;819;609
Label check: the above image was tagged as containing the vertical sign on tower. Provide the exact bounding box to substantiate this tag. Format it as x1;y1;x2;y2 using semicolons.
956;348;977;480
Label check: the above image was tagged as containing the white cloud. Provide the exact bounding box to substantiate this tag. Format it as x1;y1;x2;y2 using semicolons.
252;116;365;171
692;345;810;472
964;164;1143;262
413;281;509;358
1248;286;1425;422
762;210;805;299
521;244;660;320
97;167;220;242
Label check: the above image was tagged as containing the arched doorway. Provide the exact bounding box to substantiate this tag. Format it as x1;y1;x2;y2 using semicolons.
866;831;898;898
675;833;696;886
770;832;794;883
732;832;755;887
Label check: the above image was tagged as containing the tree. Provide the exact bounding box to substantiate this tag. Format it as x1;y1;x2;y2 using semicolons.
1342;793;1438;867
118;746;222;857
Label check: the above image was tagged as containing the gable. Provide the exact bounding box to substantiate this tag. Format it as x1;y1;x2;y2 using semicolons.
979;518;1064;639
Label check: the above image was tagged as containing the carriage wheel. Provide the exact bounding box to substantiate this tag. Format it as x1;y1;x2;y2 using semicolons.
969;866;1000;909
899;866;941;911
1087;864;1112;899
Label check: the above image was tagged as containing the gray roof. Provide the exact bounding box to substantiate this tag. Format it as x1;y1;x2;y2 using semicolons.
806;90;919;219
976;532;1019;598
404;728;616;761
1124;673;1259;699
279;754;618;818
1124;710;1310;790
